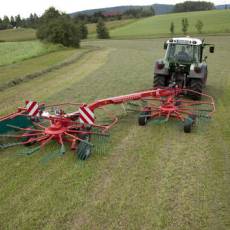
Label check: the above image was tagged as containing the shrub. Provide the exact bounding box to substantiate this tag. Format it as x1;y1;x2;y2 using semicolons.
182;18;189;34
195;20;204;33
79;22;88;39
96;18;110;39
37;7;80;48
170;22;175;35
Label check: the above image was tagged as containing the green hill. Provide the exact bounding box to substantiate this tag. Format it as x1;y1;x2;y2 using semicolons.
110;10;230;38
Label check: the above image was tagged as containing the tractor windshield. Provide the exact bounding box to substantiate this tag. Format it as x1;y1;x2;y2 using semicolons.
165;44;200;63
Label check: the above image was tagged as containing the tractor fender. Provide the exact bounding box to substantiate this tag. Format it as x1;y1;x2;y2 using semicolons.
154;59;169;76
188;63;207;79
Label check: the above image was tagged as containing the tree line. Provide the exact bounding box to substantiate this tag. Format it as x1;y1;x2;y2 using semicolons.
0;14;39;30
174;1;214;12
73;7;155;24
170;18;204;35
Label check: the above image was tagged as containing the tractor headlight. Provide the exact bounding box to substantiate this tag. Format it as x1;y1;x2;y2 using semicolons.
157;61;165;70
194;66;201;73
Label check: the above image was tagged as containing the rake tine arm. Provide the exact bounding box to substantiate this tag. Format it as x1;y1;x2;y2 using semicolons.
0;133;43;138
40;135;54;148
6;124;43;132
64;132;93;146
67;130;109;136
32;122;47;129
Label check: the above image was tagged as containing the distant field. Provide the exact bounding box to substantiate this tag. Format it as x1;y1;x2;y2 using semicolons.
0;41;64;66
110;10;230;38
0;28;36;42
87;19;137;37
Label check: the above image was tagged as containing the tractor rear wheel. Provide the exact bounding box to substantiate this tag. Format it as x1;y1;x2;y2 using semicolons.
189;79;203;100
153;75;166;88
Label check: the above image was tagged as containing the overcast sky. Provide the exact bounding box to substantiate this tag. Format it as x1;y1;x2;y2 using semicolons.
0;0;228;18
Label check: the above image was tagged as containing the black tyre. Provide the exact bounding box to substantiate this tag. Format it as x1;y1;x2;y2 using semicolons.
175;101;181;106
138;111;149;126
184;117;193;133
77;135;92;160
188;114;197;124
153;75;166;88
189;79;203;100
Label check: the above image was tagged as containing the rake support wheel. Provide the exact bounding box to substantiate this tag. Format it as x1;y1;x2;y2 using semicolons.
77;135;92;160
138;111;149;126
184;117;193;133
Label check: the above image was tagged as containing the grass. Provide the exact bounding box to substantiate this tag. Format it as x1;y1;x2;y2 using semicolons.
0;28;36;41
0;36;230;229
0;40;64;66
110;10;230;38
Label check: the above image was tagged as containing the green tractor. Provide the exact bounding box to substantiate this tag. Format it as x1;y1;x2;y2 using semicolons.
153;37;215;100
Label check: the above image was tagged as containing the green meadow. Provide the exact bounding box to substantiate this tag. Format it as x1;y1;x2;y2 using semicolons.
110;10;230;38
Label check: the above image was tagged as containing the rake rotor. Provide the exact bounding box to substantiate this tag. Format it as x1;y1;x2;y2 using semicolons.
136;89;215;132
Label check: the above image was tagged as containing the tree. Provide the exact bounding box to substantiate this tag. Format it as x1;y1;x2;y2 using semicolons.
0;18;4;30
96;18;110;39
40;7;62;24
150;6;155;16
10;16;16;27
33;13;39;28
26;13;39;28
170;22;175;34
37;8;80;48
3;16;11;29
182;18;189;34
79;22;88;39
15;15;22;27
195;20;204;33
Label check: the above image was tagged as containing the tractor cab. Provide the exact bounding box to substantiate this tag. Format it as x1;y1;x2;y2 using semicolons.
164;37;214;64
165;38;201;64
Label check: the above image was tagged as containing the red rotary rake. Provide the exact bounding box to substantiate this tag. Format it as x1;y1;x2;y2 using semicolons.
0;87;215;160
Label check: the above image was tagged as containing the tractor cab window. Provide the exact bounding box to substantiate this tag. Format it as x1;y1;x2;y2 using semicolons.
165;44;200;63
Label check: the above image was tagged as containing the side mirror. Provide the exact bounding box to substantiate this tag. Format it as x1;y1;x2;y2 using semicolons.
209;46;214;53
164;42;167;50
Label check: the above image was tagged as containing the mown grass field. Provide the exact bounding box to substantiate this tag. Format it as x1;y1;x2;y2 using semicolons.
0;35;230;229
110;10;230;38
0;28;36;41
0;48;89;91
0;41;64;66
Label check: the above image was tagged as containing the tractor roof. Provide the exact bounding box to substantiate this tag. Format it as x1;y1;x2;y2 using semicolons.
167;37;203;46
